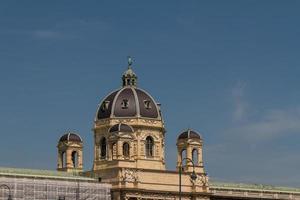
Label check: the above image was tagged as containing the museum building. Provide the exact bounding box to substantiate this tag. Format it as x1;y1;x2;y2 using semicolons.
1;60;300;200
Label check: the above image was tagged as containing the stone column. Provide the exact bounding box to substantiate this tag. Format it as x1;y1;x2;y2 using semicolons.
177;148;182;169
107;142;112;161
57;150;62;169
117;141;122;159
66;149;73;168
198;147;203;166
78;150;83;169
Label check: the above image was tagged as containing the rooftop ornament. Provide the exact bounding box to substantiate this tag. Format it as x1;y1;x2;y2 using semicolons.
127;56;133;69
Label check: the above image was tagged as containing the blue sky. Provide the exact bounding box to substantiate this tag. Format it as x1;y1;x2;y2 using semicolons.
0;1;300;187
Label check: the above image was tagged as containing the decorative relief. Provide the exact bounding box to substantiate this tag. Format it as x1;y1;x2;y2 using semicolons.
125;192;175;200
140;142;145;155
133;143;137;155
141;119;157;124
112;143;117;159
155;144;159;155
191;174;209;186
121;168;140;182
95;119;110;126
117;119;134;123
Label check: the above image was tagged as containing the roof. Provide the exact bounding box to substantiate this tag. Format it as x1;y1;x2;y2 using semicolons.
210;180;300;194
0;167;95;181
96;87;161;120
59;132;83;143
178;129;201;140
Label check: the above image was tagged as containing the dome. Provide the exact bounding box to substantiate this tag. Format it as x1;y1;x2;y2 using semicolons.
178;129;201;140
109;123;134;133
59;132;83;143
96;87;160;120
96;60;161;120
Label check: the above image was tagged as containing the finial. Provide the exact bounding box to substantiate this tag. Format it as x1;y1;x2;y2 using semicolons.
127;56;133;69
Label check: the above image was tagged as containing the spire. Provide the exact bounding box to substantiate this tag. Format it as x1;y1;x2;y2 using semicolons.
122;56;137;87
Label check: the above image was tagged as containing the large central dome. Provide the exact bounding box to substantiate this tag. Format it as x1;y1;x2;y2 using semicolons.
96;60;161;120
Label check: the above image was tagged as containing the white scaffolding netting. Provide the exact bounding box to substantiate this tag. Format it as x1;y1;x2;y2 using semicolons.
0;176;110;200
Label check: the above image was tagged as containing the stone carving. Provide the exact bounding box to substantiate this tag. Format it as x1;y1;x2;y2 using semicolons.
121;168;139;182
112;143;117;159
125;191;175;200
191;174;209;186
117;119;134;123
133;143;137;155
155;144;159;155
140;142;145;155
141;119;158;124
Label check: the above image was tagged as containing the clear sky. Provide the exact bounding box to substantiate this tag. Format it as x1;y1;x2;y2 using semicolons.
0;1;300;187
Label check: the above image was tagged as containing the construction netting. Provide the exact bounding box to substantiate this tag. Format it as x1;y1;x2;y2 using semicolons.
0;176;111;200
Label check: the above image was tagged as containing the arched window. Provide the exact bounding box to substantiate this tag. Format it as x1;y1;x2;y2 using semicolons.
62;151;66;168
192;149;198;164
123;142;130;158
145;136;154;157
100;137;107;159
181;149;187;165
71;151;78;168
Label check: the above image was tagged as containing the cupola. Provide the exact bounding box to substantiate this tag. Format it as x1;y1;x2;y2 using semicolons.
122;56;137;87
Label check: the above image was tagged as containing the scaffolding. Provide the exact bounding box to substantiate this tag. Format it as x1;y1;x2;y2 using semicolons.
0;176;111;200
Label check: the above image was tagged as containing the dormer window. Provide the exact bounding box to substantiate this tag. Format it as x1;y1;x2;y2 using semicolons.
100;101;110;112
144;100;151;109
121;99;129;109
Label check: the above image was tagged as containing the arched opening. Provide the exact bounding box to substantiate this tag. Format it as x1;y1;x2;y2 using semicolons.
62;151;66;168
123;142;130;158
71;151;78;168
181;149;187;166
0;184;11;200
192;149;198;164
145;136;154;157
100;137;107;159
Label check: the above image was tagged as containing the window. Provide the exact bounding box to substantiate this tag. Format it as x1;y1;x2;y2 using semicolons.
192;149;198;164
121;99;129;109
100;101;110;112
123;142;130;158
144;100;151;109
100;137;107;159
71;151;78;168
145;136;154;157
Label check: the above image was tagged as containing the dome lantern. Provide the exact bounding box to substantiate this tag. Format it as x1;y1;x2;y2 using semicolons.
122;56;137;87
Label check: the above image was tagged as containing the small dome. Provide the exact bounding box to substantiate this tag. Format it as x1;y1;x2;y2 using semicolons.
109;123;134;133
59;132;83;142
178;129;201;140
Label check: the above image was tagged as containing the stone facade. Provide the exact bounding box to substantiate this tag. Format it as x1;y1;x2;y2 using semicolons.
55;60;300;200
